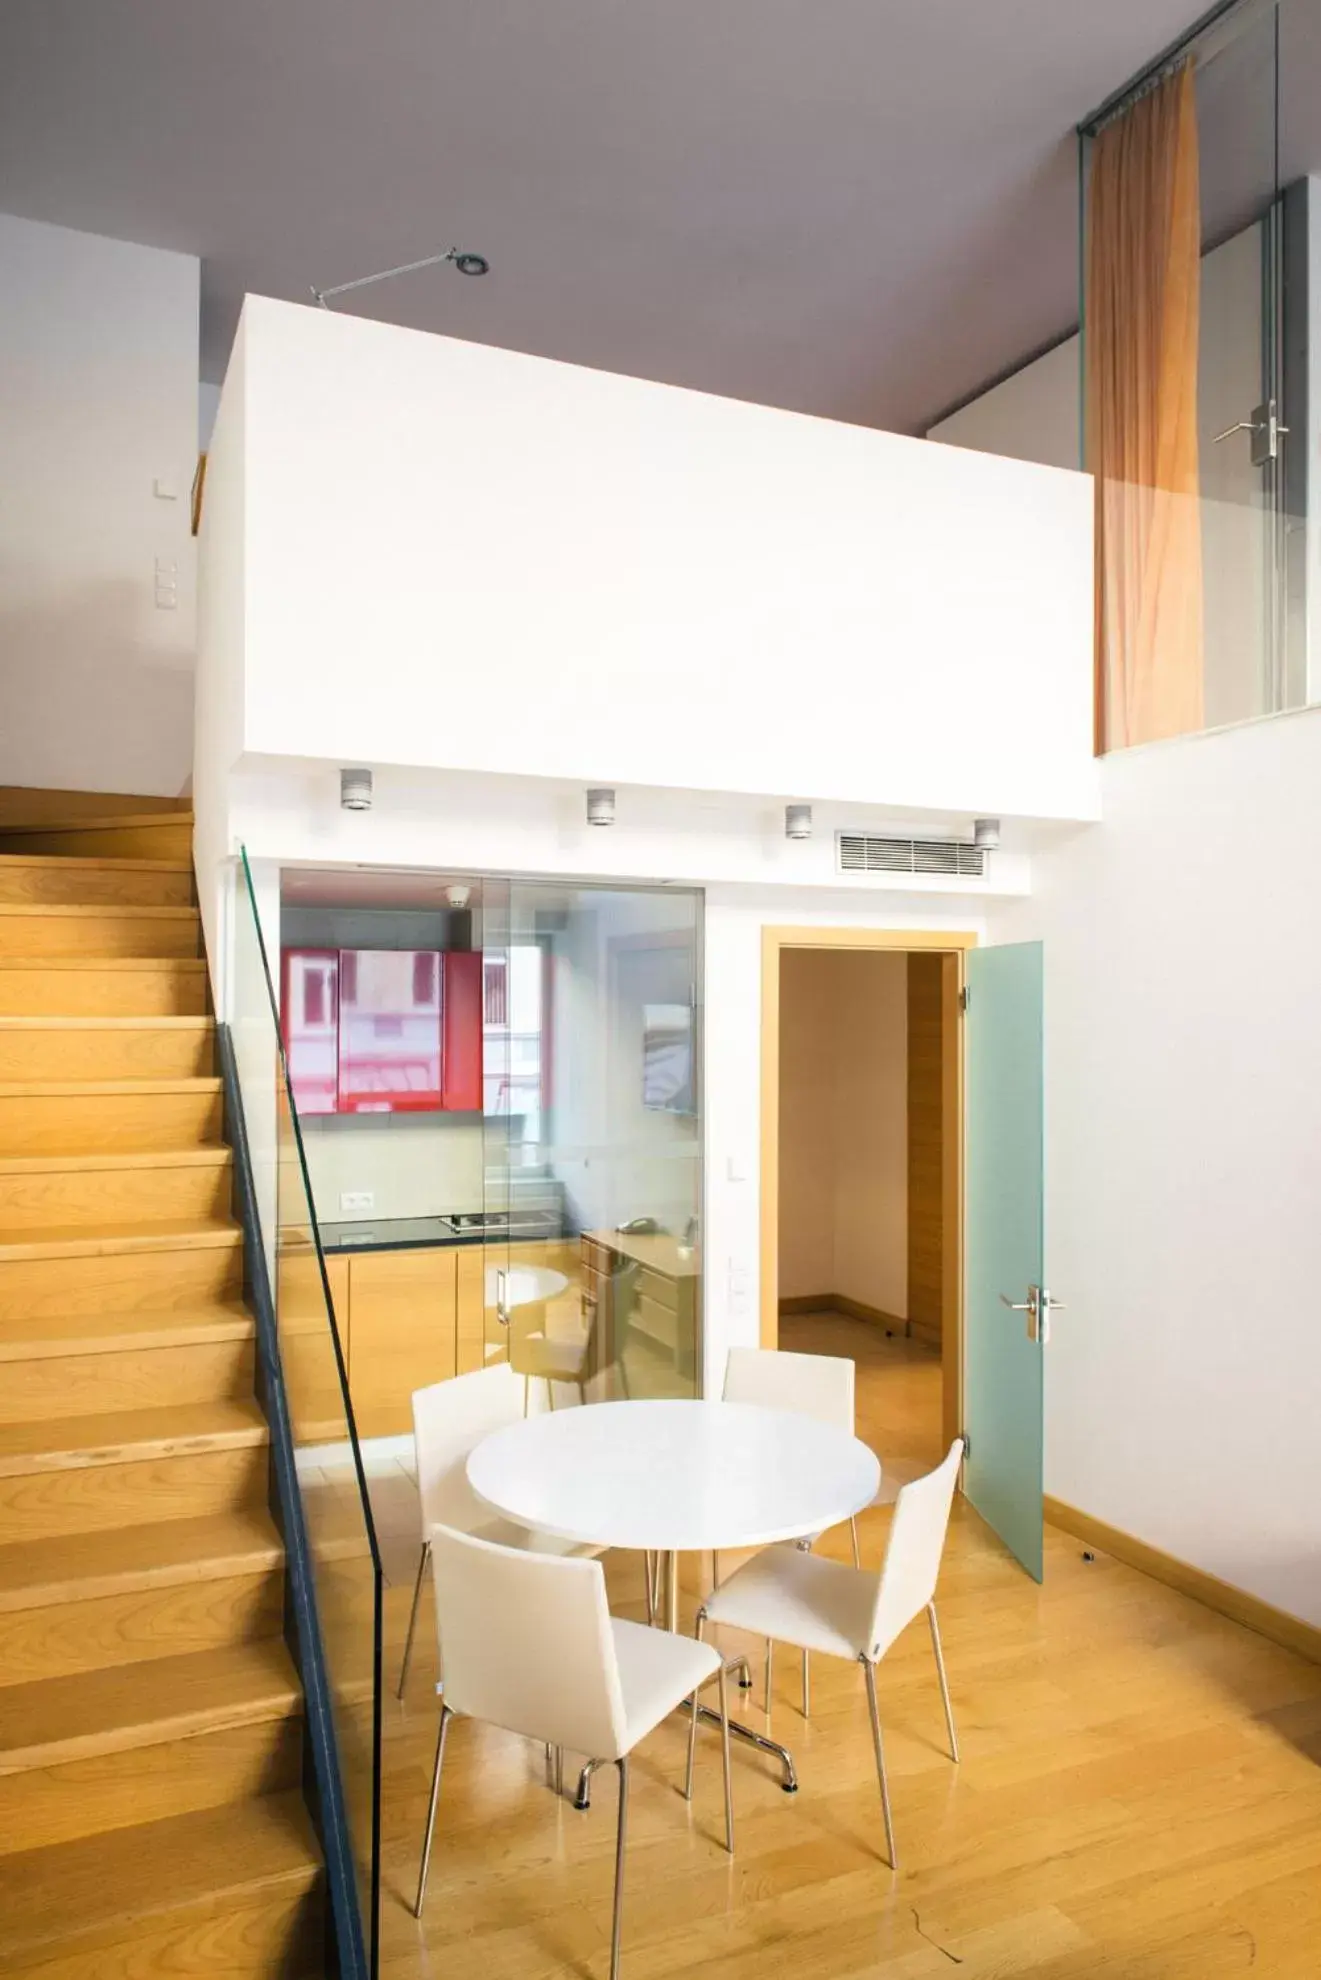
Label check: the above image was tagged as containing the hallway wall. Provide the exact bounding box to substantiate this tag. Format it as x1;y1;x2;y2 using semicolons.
994;704;1321;1630
777;948;908;1317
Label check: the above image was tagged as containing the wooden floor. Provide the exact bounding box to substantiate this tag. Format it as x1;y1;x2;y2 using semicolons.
377;1316;1321;1979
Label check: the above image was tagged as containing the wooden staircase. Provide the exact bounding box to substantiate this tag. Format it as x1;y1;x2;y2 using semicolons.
0;797;324;1978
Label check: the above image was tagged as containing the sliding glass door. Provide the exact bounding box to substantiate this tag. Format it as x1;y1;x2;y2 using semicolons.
481;879;703;1404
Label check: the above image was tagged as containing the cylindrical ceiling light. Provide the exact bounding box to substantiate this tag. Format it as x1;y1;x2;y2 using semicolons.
973;817;1001;850
785;803;813;841
586;787;616;827
340;767;373;812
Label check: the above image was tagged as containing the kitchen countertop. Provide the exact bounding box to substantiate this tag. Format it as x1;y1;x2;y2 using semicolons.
318;1215;562;1255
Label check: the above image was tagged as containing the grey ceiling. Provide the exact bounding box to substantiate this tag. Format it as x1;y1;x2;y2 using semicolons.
0;0;1276;432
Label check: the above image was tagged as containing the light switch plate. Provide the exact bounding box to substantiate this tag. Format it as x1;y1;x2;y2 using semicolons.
340;1190;374;1212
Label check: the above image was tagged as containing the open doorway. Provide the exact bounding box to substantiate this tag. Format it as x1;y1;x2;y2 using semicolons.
760;929;970;1492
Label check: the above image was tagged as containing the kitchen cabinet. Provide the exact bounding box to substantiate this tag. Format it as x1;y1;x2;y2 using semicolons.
281;947;483;1117
455;1247;487;1374
346;1248;457;1438
281;950;339;1116
583;1230;698;1392
278;1248;351;1440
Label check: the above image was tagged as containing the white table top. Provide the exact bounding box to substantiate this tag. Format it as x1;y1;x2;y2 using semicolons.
466;1398;881;1554
484;1265;569;1309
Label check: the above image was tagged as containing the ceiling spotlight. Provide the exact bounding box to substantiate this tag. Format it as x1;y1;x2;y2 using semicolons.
586;787;616;828
445;884;472;909
340;767;373;812
973;818;1001;851
452;252;489;277
785;804;813;841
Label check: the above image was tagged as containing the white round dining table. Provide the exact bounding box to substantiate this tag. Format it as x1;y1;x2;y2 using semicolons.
467;1397;879;1556
466;1397;880;1802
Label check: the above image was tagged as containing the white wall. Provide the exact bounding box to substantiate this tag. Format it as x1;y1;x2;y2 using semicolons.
928;336;1079;470
206;295;1097;826
300;1119;484;1223
994;706;1321;1628
0;214;199;796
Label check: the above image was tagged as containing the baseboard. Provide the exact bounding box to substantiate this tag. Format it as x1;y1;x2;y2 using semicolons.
1044;1495;1321;1667
777;1292;913;1335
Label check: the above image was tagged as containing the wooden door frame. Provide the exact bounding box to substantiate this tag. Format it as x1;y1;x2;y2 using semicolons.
760;925;977;1454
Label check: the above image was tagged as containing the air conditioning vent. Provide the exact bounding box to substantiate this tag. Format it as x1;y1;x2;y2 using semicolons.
836;832;986;878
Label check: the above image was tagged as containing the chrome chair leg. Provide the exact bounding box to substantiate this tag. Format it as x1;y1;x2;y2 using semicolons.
644;1551;657;1627
684;1610;706;1800
523;1374;531;1417
717;1659;735;1854
397;1540;430;1699
729;1652;754;1689
801;1648;810;1718
574;1756;604;1809
850;1515;862;1568
861;1659;897;1870
555;1745;564;1796
610;1757;630;1980
413;1702;452;1916
927;1601;959;1763
764;1638;773;1715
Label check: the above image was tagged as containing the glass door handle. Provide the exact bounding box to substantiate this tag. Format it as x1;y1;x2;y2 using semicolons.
1000;1285;1043;1343
496;1268;510;1326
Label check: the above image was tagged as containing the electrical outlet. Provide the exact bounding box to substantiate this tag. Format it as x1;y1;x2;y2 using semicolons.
340;1190;374;1213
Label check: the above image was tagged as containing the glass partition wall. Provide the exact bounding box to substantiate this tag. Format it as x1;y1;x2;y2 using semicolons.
1079;0;1321;752
478;878;704;1402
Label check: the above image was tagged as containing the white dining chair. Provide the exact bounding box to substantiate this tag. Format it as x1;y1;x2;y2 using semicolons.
414;1523;735;1980
396;1363;603;1698
721;1345;863;1714
697;1439;964;1869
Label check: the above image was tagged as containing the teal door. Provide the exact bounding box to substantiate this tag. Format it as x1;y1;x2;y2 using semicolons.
964;941;1046;1580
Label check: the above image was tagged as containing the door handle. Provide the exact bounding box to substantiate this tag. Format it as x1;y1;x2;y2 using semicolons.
1213;399;1288;465
998;1284;1064;1344
496;1268;510;1327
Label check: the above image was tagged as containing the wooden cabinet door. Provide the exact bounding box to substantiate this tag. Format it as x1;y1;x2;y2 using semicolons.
278;1247;351;1445
455;1247;486;1374
348;1249;457;1439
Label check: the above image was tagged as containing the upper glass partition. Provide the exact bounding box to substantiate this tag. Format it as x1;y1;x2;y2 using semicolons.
1079;0;1321;753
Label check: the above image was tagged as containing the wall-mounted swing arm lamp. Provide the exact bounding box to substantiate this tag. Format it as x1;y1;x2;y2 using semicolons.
310;246;489;311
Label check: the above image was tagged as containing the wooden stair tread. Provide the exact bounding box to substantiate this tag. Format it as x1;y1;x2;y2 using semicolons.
0;1638;300;1774
0;1508;283;1611
0;1396;267;1473
0;1015;213;1031
0;956;206;973
0;1217;242;1260
0;1147;232;1175
0;1075;221;1095
0;810;194;837
0;853;191;873
0;1307;256;1368
0;1790;319;1967
0;902;197;919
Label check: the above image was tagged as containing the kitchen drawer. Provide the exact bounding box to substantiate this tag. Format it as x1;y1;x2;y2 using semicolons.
635;1264;678;1312
581;1238;613;1279
631;1292;678;1353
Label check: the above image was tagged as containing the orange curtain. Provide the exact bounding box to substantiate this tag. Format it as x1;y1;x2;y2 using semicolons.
1086;62;1203;753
